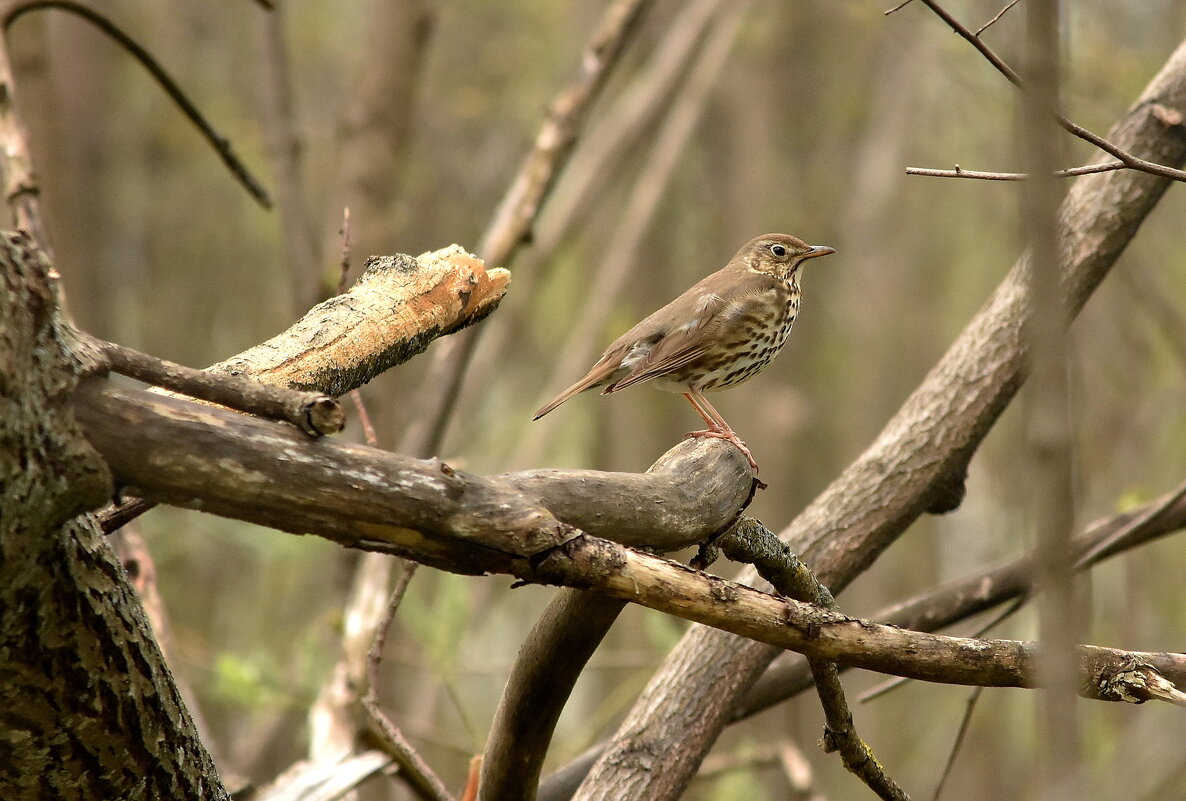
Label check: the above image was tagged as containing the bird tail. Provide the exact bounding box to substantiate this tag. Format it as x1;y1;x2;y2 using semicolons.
532;359;620;420
532;374;601;420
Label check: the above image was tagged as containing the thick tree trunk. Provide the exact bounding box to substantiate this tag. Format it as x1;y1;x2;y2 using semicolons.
0;233;227;800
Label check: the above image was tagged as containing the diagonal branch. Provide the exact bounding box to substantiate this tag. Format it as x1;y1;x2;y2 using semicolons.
360;562;453;801
478;590;628;801
572;35;1186;801
974;0;1021;36
476;0;654;267
716;519;908;801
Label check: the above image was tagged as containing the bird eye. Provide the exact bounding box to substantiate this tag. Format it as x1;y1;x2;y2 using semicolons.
769;244;788;258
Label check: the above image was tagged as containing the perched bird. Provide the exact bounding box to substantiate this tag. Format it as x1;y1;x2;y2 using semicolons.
533;233;834;473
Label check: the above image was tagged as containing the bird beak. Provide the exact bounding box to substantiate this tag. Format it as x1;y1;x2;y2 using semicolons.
804;245;835;260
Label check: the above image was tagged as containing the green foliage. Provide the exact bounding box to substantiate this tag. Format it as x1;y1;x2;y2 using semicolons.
211;650;288;711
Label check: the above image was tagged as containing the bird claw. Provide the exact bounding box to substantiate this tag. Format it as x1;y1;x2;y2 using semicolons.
685;428;761;476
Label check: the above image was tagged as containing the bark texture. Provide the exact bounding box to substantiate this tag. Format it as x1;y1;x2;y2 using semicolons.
211;245;509;395
0;233;227;800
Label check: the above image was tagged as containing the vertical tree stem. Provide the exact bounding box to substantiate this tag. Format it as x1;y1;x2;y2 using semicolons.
1021;1;1080;796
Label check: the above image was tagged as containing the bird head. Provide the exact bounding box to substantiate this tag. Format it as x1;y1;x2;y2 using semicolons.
741;233;835;280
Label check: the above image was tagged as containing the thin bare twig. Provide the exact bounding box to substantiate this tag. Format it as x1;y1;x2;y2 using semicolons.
906;161;1126;181
931;687;984;801
884;0;915;15
95;337;344;436
2;0;272;207
1057;113;1186;182
350;392;378;447
361;562;453;801
912;0;1021;84
315;203;421;796
907;0;1186;184
337;207;352;295
975;0;1021;36
1075;477;1186;568
717;519;909;801
334;205;379;445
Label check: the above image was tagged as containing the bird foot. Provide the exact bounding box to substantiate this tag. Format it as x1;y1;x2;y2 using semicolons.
685;428;762;477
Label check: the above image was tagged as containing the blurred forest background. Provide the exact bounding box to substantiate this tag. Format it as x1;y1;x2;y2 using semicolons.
13;0;1186;798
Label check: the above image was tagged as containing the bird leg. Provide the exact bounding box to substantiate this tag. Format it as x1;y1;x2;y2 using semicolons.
682;390;760;474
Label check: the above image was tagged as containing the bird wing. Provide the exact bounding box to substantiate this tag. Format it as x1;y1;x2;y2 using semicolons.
534;267;772;414
603;338;708;392
603;287;730;393
606;269;778;392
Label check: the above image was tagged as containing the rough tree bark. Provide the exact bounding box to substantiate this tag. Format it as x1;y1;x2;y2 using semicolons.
0;233;229;800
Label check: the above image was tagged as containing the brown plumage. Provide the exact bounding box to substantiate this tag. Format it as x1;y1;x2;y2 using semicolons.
533;233;834;473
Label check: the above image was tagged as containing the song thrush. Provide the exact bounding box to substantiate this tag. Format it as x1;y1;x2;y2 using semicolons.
533;233;834;473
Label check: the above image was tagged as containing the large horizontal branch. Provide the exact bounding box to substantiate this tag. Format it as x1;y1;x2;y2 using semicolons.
74;379;754;572
525;533;1186;700
71;379;1186;702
